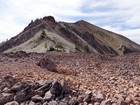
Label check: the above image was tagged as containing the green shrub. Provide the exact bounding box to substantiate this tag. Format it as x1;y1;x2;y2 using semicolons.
84;45;90;52
49;47;55;51
45;42;48;49
75;46;81;52
40;30;46;39
55;42;64;51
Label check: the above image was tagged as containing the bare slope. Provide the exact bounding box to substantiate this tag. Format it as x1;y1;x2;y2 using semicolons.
4;30;75;53
0;16;140;55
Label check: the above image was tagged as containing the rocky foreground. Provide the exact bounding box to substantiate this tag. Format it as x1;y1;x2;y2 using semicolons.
0;52;140;105
0;75;128;105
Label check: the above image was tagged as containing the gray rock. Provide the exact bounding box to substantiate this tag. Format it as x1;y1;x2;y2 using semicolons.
43;101;48;105
11;82;30;93
114;94;125;101
2;87;11;93
37;79;49;86
88;104;93;105
94;102;100;105
111;97;118;103
48;100;58;105
61;80;71;95
20;100;30;105
125;95;133;104
3;75;15;83
114;94;128;105
59;101;68;105
36;82;52;94
0;93;14;104
11;83;23;92
28;101;36;105
50;80;62;97
0;82;12;90
82;102;88;105
83;91;92;103
5;101;19;105
77;95;84;103
31;95;43;103
100;99;112;105
44;91;53;102
117;98;128;105
61;96;70;104
95;91;105;103
69;97;79;105
112;103;117;105
14;92;26;103
34;90;45;96
78;91;92;103
31;82;41;90
34;102;42;105
14;86;32;102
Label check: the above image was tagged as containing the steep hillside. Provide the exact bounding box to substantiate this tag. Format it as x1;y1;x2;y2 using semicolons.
0;16;140;55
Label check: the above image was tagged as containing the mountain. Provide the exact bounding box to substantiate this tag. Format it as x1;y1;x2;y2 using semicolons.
0;16;140;55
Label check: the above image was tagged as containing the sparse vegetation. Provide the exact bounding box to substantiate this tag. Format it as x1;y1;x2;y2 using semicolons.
47;42;65;52
84;45;90;52
49;46;55;51
40;30;47;40
45;42;48;49
55;42;64;51
75;45;81;52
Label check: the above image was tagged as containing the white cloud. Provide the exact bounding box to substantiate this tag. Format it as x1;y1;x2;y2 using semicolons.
0;0;87;42
112;0;140;27
0;0;140;45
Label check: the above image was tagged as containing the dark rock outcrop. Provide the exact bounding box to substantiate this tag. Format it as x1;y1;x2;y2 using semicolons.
37;58;57;72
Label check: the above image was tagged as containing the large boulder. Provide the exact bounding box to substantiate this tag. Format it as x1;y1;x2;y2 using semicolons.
50;80;63;97
37;58;57;72
14;86;33;102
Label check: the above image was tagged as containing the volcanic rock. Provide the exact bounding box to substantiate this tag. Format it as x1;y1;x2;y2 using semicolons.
5;101;19;105
50;80;63;97
31;95;43;103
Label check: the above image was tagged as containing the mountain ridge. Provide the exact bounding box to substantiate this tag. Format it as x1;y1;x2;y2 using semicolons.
0;16;140;55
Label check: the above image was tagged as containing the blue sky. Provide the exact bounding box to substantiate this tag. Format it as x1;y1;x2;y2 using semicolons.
0;0;140;44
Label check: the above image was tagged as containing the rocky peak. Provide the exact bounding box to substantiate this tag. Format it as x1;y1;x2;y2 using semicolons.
1;16;140;54
43;16;55;23
75;20;88;25
23;16;55;31
24;18;42;31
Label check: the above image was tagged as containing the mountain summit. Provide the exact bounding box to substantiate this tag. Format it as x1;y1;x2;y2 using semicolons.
0;16;140;55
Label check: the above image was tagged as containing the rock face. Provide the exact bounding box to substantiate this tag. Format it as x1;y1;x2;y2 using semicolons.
0;16;140;55
0;76;139;105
